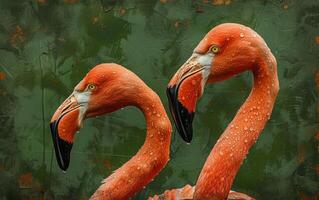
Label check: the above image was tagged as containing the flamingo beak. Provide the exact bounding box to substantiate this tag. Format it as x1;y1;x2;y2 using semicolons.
50;91;89;171
167;52;213;143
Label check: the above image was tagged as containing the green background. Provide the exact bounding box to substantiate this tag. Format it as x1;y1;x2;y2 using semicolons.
0;0;318;199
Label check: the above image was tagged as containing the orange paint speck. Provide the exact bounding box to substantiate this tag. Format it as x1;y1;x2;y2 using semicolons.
316;36;319;45
119;8;126;16
299;192;319;200
212;0;232;5
297;146;305;164
283;4;289;10
316;131;319;142
174;21;180;28
0;164;5;172
92;16;99;24
19;172;33;188
10;26;25;47
0;72;6;80
103;159;112;169
316;71;319;86
195;6;203;13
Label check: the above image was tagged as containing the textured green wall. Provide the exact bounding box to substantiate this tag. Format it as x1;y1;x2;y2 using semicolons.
0;0;318;199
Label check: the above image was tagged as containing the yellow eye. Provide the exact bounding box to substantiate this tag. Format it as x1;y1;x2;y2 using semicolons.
210;45;220;54
87;84;96;91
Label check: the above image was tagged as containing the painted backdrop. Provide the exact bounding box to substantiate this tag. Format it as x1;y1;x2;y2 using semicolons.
0;0;318;199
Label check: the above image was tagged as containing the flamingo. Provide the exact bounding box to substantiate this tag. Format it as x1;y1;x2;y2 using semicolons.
150;23;279;199
49;63;172;199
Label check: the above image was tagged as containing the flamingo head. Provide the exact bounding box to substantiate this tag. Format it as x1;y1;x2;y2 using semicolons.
167;23;264;143
50;63;145;171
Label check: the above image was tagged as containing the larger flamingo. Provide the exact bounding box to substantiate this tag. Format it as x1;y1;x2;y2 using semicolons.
49;63;172;199
150;23;279;199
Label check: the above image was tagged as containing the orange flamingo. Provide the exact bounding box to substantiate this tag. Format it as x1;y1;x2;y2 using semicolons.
150;23;279;199
49;63;172;199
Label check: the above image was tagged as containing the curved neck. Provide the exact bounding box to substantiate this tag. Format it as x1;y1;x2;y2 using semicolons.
91;89;172;200
194;55;279;200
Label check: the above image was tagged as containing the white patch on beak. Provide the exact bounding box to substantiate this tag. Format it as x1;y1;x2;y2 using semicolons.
73;91;91;127
191;52;214;94
197;52;214;67
200;66;211;94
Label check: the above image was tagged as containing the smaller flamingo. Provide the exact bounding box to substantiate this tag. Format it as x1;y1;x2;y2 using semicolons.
150;23;279;200
50;63;172;200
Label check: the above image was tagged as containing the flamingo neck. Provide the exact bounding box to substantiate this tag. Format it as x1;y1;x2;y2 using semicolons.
194;54;279;200
91;89;172;200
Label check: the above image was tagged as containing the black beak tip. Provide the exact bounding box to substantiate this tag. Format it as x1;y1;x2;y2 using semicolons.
50;121;73;171
166;86;194;143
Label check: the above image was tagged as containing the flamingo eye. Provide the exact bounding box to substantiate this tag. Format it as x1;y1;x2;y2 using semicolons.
209;45;220;54
87;83;96;91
